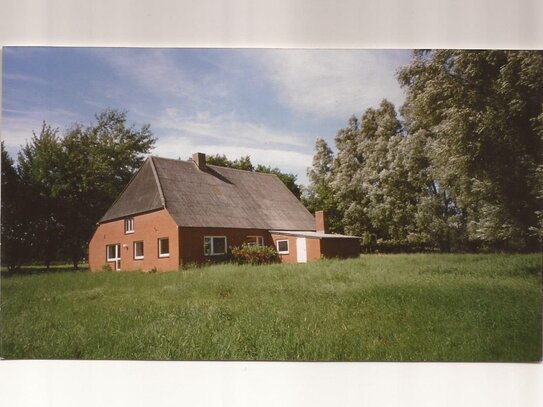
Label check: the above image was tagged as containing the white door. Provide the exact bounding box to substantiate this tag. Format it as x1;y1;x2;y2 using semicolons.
296;238;307;263
108;244;121;271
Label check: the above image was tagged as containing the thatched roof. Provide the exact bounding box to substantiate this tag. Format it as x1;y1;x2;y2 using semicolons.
100;156;316;231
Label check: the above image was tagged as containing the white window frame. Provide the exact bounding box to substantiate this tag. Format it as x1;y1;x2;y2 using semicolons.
246;236;264;246
158;237;170;258
134;241;144;260
276;239;289;254
204;236;228;256
106;244;121;271
125;217;134;234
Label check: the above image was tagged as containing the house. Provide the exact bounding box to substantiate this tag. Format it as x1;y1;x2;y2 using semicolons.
88;153;360;271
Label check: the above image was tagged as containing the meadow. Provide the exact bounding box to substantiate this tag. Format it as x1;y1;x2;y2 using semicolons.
1;254;541;361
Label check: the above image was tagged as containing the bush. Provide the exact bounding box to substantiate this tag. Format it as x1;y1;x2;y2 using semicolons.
101;264;113;272
230;244;279;265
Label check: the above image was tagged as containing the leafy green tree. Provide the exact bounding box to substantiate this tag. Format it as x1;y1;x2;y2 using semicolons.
17;110;156;268
398;50;543;251
1;142;30;270
54;110;156;267
17;123;64;268
304;138;343;232
206;154;254;171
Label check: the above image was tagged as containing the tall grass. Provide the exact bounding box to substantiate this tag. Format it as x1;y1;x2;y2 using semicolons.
1;254;541;361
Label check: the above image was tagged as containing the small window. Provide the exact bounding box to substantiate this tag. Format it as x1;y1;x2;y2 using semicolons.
204;236;227;256
134;241;144;260
106;244;120;261
125;218;134;234
158;238;170;258
276;239;289;254
246;236;264;246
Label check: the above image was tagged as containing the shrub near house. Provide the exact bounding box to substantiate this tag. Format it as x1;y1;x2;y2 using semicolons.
88;153;360;272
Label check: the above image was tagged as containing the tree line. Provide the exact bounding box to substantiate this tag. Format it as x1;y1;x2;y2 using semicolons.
304;50;543;252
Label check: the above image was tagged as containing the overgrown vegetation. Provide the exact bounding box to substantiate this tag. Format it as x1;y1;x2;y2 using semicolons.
1;254;540;361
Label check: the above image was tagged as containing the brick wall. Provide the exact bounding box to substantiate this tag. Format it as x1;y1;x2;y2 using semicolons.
88;209;179;272
269;233;322;264
178;227;271;265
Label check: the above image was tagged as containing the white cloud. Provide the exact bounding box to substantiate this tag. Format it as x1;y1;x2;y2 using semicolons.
93;49;229;106
150;108;314;184
259;49;410;118
154;108;308;149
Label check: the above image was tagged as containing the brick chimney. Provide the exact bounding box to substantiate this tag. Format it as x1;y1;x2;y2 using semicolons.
192;152;206;170
315;210;329;234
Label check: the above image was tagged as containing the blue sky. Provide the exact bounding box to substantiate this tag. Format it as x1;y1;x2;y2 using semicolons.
2;47;411;185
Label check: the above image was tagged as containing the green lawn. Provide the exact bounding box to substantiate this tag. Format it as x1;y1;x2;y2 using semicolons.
1;254;541;361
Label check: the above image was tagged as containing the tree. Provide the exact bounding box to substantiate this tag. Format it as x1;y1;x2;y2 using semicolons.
54;110;156;267
398;50;543;251
17;123;64;268
17;110;156;268
304;138;343;232
206;154;254;171
1;143;30;271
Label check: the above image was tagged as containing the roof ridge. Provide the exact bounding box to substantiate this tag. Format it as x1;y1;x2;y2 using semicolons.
149;156;166;207
207;163;278;176
150;155;280;177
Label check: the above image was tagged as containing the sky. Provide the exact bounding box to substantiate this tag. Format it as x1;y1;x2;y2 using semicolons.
2;48;412;185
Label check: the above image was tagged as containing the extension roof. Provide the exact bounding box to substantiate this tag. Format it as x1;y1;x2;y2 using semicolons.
100;156;316;231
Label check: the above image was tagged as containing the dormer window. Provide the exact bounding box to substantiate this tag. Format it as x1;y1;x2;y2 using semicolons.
125;217;134;234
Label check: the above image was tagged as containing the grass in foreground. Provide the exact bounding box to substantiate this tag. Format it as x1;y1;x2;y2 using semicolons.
1;254;541;361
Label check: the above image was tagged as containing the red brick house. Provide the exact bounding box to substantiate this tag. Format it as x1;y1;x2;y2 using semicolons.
88;153;360;271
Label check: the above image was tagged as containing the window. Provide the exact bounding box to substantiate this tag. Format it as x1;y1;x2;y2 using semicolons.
158;238;170;257
107;244;120;261
276;239;289;254
125;217;134;234
246;236;264;246
134;241;144;260
106;244;121;271
204;236;227;256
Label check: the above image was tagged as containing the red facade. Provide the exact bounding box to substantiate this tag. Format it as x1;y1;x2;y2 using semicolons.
89;210;360;272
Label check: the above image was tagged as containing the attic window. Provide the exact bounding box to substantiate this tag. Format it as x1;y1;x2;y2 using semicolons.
125;218;134;234
204;236;227;256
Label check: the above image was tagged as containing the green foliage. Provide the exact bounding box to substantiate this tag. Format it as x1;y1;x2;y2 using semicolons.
1;143;29;270
101;264;113;272
206;154;254;171
1;254;540;361
398;50;543;251
230;243;279;265
304;138;343;232
15;110;155;267
306;50;543;252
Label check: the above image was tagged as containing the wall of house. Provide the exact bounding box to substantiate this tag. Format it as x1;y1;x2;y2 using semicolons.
320;237;360;259
178;227;271;265
269;233;322;264
88;209;179;272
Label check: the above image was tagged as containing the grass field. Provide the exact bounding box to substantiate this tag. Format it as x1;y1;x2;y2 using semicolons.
1;254;541;361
